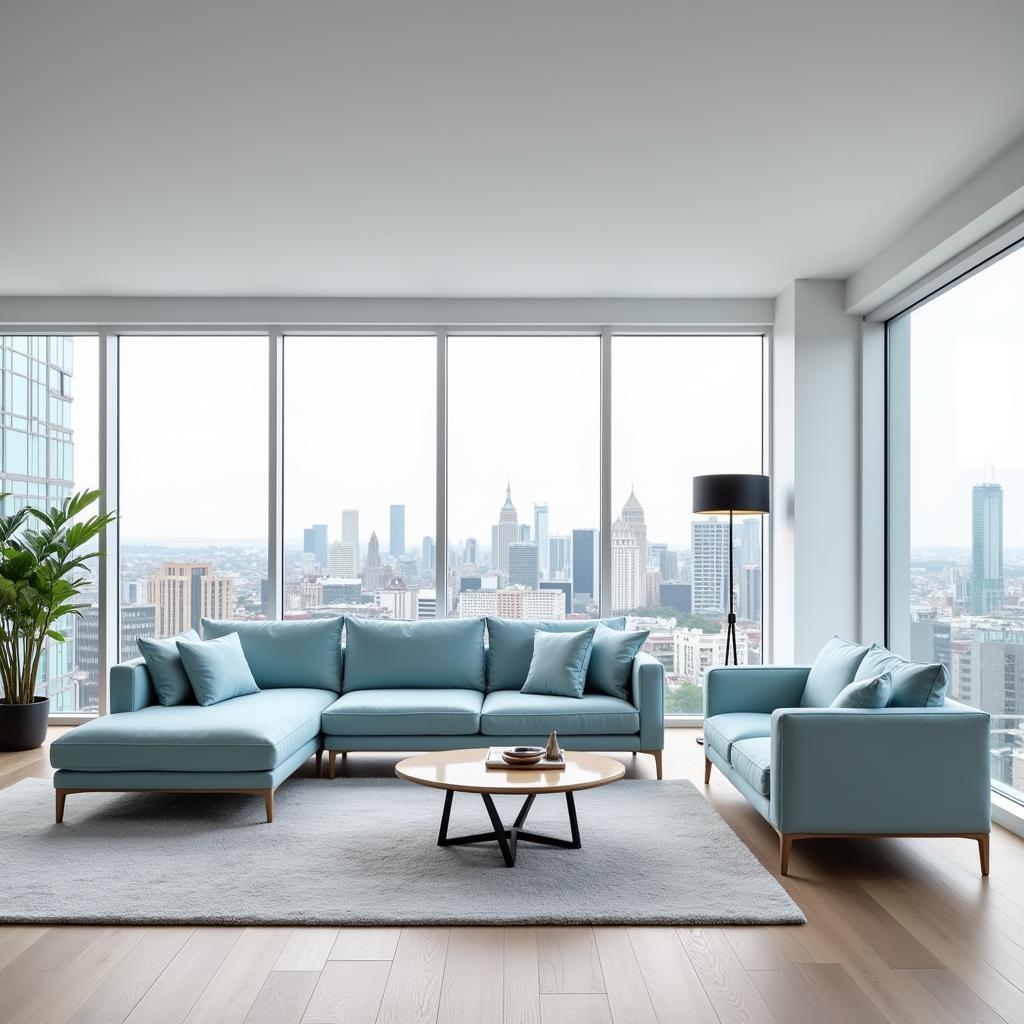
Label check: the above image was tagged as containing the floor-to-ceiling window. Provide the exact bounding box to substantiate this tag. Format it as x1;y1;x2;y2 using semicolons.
84;324;767;720
283;335;435;621
1;334;99;713
888;242;1024;803
611;335;764;713
118;336;269;646
446;335;601;620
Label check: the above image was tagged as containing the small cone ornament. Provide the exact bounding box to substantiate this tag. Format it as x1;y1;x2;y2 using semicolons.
545;730;562;760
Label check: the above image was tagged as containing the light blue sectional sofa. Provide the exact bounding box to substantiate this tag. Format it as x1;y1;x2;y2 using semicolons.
50;615;665;822
703;637;991;876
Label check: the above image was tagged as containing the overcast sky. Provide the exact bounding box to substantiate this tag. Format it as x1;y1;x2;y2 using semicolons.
67;245;1022;554
75;334;762;550
907;244;1024;547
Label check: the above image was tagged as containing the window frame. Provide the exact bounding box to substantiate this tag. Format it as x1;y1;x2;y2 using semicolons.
884;235;1024;807
1;318;771;724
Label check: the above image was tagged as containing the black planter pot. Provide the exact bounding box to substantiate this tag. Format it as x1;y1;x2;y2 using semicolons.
0;696;50;751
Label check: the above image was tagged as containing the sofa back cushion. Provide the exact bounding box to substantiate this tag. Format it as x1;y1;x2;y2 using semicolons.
343;617;486;691
202;617;343;692
485;617;626;691
854;643;948;707
799;635;870;707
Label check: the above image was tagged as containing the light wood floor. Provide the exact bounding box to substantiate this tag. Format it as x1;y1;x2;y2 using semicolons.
2;729;1023;1024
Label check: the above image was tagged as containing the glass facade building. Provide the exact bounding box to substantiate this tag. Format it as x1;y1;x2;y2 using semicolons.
0;335;97;712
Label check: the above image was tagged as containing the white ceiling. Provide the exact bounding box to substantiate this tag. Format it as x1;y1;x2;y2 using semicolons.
2;0;1022;299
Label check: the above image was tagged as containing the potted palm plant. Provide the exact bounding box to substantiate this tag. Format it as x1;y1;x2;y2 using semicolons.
0;490;115;751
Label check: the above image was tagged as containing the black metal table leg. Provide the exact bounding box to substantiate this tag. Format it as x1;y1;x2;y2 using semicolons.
481;793;516;867
437;789;454;846
434;789;583;867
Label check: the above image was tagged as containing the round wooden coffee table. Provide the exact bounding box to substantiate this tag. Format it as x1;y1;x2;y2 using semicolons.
395;748;625;867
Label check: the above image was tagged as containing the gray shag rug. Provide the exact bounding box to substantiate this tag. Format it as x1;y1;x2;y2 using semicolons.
0;777;803;926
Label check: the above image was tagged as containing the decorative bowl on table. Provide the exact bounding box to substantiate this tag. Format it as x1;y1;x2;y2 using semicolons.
501;746;544;766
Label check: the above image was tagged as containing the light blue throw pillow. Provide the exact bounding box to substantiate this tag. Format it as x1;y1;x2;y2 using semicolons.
585;625;650;701
138;629;200;707
521;627;597;698
486;617;626;691
830;672;892;709
800;635;871;707
202;616;343;692
854;643;947;707
176;632;260;707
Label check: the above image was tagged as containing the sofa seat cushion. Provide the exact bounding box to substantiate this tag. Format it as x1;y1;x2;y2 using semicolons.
703;713;772;762
321;689;484;736
480;690;639;736
50;688;336;773
730;736;772;797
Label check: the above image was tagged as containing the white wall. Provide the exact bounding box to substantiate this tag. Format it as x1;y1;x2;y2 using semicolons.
772;280;863;662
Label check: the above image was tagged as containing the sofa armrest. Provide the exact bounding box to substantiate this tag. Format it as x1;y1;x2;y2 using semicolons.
704;665;810;718
631;652;665;749
770;701;991;835
110;657;157;713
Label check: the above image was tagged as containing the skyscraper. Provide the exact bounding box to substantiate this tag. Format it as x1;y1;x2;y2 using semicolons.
341;509;359;547
572;528;598;605
508;542;539;589
740;517;760;572
364;531;382;591
328;541;359;577
303;524;329;569
692;519;731;613
389;504;406;557
463;537;478;565
147;562;234;638
611;517;641;611
533;503;549;578
490;483;519;576
422;535;435;573
0;334;83;709
971;482;1003;614
548;534;571;576
621;490;648;604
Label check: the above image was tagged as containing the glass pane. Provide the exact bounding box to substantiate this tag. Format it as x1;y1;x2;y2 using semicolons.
119;336;268;644
283;336;435;621
1;334;99;713
447;336;600;618
611;335;763;715
890;244;1024;803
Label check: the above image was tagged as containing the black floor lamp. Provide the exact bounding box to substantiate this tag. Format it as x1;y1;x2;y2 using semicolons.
692;473;770;666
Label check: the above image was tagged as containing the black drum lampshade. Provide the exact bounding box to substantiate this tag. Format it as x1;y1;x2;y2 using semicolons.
692;474;770;515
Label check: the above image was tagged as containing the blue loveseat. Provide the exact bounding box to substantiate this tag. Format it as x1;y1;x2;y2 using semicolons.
49;615;665;822
702;638;991;876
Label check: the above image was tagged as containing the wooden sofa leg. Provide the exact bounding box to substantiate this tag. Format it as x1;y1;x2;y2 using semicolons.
643;750;663;780
976;833;990;876
263;789;274;824
779;834;793;876
327;752;337;779
315;749;323;777
704;756;712;784
55;789;67;824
